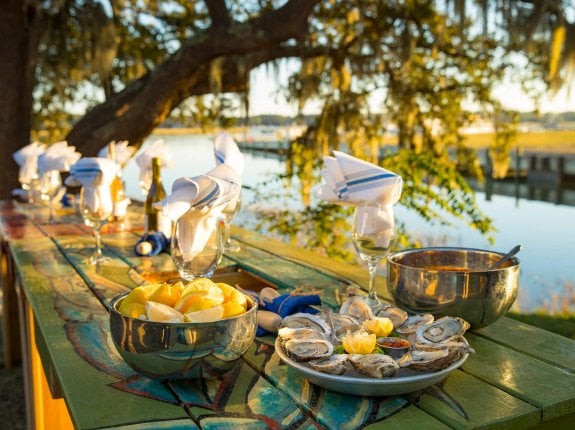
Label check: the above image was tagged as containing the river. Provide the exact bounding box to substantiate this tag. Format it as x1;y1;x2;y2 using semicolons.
121;133;575;313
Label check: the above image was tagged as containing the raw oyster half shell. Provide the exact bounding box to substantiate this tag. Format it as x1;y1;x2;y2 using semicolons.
339;296;375;322
395;313;434;336
416;316;470;344
349;354;399;378
283;338;333;362
308;354;349;375
281;313;332;338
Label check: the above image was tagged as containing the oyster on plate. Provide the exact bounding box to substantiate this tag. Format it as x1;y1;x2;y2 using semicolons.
395;313;434;336
283;338;334;361
399;336;473;372
278;327;327;344
281;313;332;338
375;306;408;329
415;316;470;344
308;354;349;375
349;354;399;378
339;296;375;322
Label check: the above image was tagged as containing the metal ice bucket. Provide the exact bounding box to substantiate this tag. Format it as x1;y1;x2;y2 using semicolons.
387;247;519;329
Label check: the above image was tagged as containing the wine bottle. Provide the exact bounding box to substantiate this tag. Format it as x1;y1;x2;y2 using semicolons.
145;157;172;237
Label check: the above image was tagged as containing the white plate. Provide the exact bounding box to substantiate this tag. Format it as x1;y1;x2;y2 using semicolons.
275;338;468;396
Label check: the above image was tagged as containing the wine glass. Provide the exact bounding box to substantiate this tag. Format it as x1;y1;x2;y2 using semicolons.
38;171;65;223
79;188;113;265
220;195;241;253
352;204;396;307
171;212;223;280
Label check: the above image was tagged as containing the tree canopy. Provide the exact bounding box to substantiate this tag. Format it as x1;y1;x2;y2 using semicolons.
1;0;574;254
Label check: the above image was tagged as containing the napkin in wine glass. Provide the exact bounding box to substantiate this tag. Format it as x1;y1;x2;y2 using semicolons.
65;157;119;215
135;139;174;192
13;141;46;185
97;140;136;167
318;150;403;236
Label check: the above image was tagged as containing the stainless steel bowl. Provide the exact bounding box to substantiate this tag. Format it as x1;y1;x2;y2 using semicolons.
387;247;519;329
109;293;258;380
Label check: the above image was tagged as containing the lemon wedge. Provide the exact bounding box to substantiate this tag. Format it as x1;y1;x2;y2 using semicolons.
362;317;394;337
184;305;224;323
146;301;184;323
342;332;376;354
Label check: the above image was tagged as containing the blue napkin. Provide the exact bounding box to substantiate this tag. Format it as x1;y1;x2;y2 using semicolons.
134;232;169;256
256;293;321;336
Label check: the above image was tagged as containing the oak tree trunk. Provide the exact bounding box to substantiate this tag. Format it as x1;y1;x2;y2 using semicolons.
0;1;40;199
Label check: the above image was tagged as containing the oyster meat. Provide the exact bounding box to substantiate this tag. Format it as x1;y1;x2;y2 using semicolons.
281;313;332;338
283;338;333;361
399;339;471;372
339;296;375;322
349;354;399;378
395;313;434;336
278;327;327;344
376;306;408;329
416;316;470;344
308;354;349;375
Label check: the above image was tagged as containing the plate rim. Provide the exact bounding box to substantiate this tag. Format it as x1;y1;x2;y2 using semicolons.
274;337;468;388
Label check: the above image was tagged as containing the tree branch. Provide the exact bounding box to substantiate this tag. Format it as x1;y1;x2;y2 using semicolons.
206;0;231;28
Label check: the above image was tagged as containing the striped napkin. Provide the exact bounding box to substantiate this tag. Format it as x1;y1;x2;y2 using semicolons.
318;151;402;239
13;141;46;185
135;139;174;193
65;157;119;215
155;135;243;259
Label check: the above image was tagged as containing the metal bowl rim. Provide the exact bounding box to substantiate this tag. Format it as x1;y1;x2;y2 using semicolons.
387;246;520;272
109;290;258;326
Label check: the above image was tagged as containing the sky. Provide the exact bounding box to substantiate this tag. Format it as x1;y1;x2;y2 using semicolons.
248;63;575;117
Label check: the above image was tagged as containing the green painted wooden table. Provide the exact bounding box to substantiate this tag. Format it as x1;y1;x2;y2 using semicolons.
1;200;574;430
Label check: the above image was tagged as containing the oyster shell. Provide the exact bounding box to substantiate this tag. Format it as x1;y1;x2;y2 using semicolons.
281;313;332;338
398;340;471;372
349;354;399;378
278;327;326;344
283;338;333;361
395;313;434;336
416;316;470;344
308;354;349;375
339;296;375;322
376;306;408;329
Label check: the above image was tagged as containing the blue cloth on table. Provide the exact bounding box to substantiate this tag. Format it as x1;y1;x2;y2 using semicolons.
134;232;169;256
256;293;321;336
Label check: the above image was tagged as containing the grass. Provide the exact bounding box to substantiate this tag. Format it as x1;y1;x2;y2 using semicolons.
507;312;575;340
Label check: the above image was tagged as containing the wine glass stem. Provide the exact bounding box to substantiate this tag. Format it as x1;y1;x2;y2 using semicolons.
367;260;380;305
222;220;231;246
93;226;103;261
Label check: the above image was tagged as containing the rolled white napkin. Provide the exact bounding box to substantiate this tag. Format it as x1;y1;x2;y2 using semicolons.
37;141;81;177
318;151;403;240
155;164;241;260
65;157;119;215
13;141;46;185
135;139;174;192
215;131;244;213
97;140;135;167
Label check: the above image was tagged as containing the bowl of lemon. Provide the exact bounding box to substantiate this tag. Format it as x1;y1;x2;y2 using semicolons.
109;277;257;380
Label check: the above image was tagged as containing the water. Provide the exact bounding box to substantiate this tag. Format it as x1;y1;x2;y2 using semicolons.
123;134;575;313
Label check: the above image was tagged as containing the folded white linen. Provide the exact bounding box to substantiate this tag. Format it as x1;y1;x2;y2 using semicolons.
214;132;244;175
155;153;241;260
65;157;119;215
13;141;46;185
37;141;81;176
97;140;135;167
135;139;174;192
318;150;403;237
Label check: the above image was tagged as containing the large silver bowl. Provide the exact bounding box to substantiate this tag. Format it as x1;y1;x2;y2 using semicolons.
109;292;258;380
387;247;519;329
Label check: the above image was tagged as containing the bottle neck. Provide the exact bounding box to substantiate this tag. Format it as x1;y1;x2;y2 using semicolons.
108;142;116;162
151;158;162;183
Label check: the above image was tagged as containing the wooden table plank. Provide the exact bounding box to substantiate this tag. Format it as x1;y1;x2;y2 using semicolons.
8;237;192;429
473;317;575;372
363;405;451;430
415;370;540;429
463;333;575;421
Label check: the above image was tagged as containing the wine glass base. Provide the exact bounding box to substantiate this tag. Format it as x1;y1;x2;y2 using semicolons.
365;295;381;308
85;255;110;265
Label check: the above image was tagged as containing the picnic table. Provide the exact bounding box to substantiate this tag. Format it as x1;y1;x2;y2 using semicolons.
1;199;574;430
